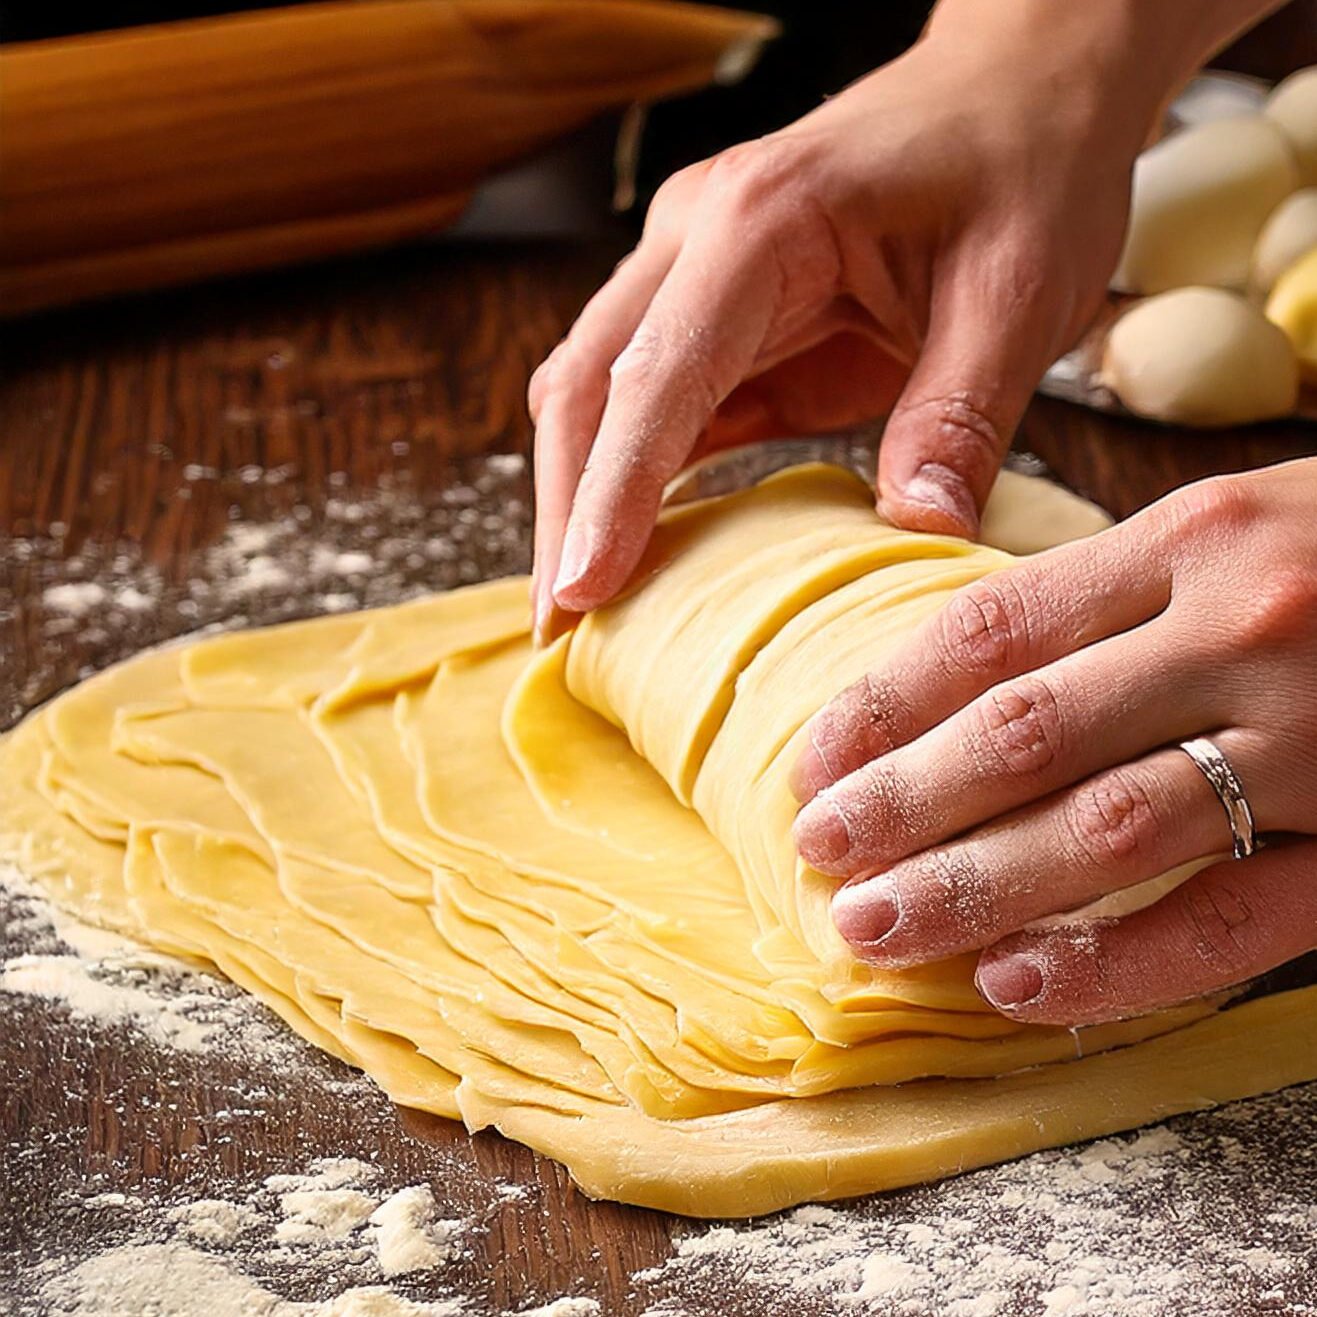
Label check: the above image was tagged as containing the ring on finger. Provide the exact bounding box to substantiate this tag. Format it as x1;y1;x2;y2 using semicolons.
1177;736;1259;861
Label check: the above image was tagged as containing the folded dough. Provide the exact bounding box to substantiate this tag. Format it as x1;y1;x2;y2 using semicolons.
3;463;1313;1216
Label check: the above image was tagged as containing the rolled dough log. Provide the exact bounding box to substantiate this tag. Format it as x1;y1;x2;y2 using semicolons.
1101;286;1299;426
2;465;1313;1216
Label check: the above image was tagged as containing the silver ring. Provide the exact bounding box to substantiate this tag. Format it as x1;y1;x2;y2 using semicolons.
1178;737;1259;860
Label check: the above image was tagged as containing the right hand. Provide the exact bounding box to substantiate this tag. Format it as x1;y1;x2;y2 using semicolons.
528;11;1160;641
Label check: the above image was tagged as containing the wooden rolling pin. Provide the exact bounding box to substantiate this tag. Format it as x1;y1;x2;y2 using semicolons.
0;0;777;315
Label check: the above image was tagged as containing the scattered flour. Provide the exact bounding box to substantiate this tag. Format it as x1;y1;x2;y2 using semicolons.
311;547;375;578
265;1158;381;1194
10;451;533;729
42;582;108;615
18;1152;491;1314
114;585;155;612
0;953;226;1053
37;1244;466;1317
370;1186;464;1277
630;1106;1317;1315
81;1192;145;1212
512;1300;601;1317
277;1189;379;1243
233;554;293;593
224;524;278;557
0;863;340;1070
167;1198;262;1247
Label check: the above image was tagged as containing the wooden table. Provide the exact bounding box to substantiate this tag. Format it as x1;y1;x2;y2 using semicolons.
2;240;1315;1315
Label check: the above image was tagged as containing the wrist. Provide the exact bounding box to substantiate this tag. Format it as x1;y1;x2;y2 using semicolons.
920;0;1280;154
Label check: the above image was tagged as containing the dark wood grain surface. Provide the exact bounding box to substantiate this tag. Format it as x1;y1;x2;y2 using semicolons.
2;238;1316;1316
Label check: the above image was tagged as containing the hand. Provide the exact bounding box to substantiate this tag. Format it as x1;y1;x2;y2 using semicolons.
792;460;1317;1026
528;4;1169;641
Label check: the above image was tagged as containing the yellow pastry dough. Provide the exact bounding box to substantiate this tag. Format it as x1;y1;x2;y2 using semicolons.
3;463;1313;1217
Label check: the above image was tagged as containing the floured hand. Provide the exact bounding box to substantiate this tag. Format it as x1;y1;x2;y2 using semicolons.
794;460;1317;1026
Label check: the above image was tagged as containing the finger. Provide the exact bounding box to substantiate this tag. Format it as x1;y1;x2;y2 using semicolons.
876;257;1058;540
527;159;709;425
831;739;1252;965
794;616;1215;878
529;245;672;643
703;330;908;454
974;837;1317;1025
551;181;790;611
791;524;1168;801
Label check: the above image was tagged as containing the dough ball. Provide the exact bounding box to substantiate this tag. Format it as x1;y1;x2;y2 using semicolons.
1111;116;1300;294
1265;66;1317;187
1101;286;1299;427
1265;246;1317;382
1251;188;1317;296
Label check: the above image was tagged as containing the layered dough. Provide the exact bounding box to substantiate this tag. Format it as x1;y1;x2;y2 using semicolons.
4;464;1314;1216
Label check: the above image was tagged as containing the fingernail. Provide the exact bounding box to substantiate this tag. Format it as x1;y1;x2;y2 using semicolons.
832;879;900;946
977;954;1044;1010
794;798;851;867
531;586;551;648
553;524;594;603
788;739;830;802
900;463;978;533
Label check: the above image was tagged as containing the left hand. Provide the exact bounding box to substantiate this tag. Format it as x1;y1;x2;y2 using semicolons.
792;459;1317;1026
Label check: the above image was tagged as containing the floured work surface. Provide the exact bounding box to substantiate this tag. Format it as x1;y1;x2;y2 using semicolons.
3;464;1316;1226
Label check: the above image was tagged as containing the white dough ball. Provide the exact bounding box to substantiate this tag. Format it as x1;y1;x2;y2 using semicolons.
1101;287;1299;427
1250;188;1317;296
1265;66;1317;187
1111;115;1300;294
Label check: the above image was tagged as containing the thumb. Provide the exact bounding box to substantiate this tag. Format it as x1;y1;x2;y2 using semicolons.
877;274;1051;540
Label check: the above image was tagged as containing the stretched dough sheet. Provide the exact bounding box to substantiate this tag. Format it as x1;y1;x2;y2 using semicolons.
2;463;1313;1217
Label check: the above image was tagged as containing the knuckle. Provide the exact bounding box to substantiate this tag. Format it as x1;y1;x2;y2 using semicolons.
646;162;705;231
1234;566;1317;651
972;676;1066;779
608;323;664;385
705;138;811;220
1004;251;1052;314
529;347;563;403
901;393;1005;476
1180;877;1253;977
531;339;603;418
706;142;775;202
938;575;1034;678
1064;769;1160;870
1162;475;1257;540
